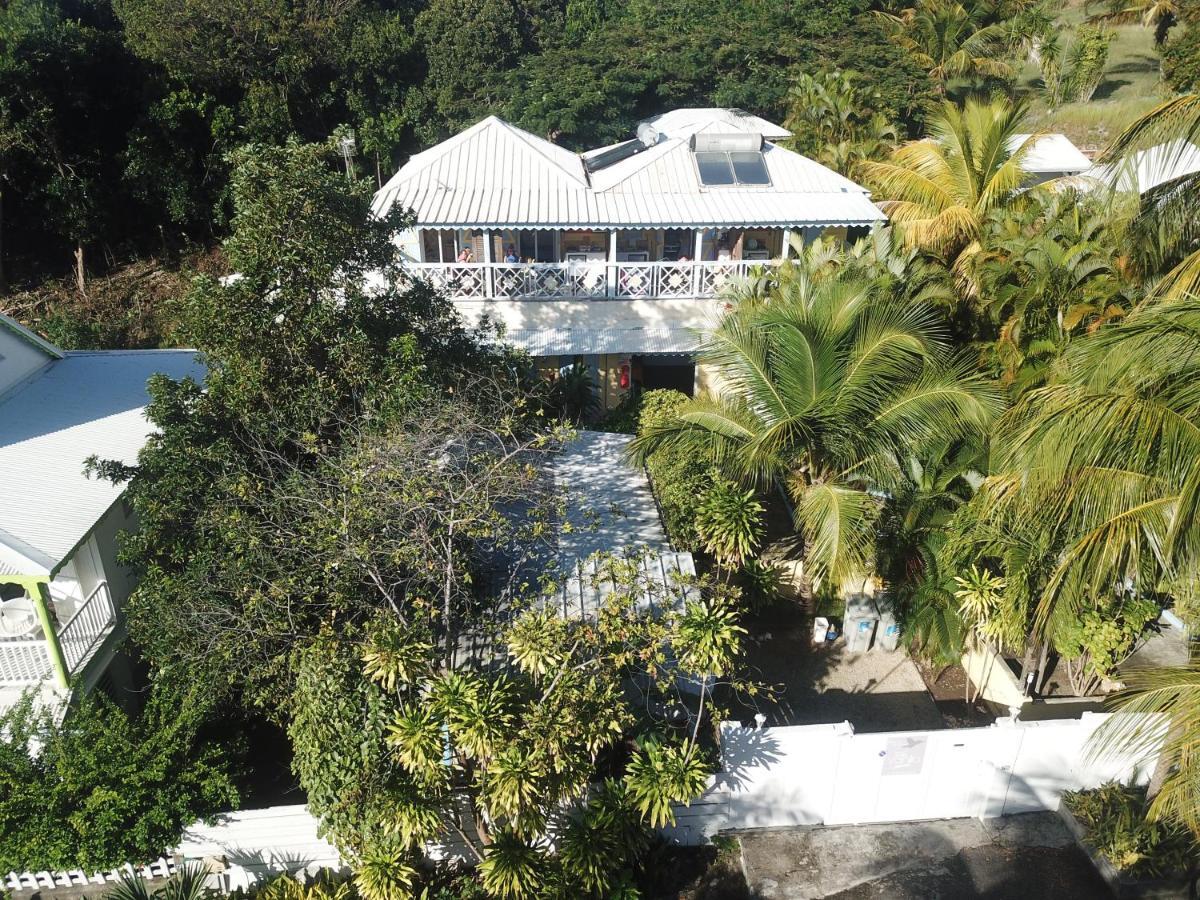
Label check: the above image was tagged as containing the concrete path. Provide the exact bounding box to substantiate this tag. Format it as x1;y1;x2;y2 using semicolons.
739;813;1113;899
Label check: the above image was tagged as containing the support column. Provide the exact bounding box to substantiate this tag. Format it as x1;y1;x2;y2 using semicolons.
607;230;618;299
31;581;69;689
692;229;705;296
781;228;793;259
482;229;494;298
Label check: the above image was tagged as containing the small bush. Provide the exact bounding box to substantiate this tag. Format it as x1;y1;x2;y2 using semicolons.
637;389;714;550
1063;783;1198;878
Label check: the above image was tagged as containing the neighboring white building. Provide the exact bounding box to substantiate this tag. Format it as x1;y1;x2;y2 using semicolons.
1078;139;1200;194
372;108;885;404
0;315;203;717
1009;133;1093;184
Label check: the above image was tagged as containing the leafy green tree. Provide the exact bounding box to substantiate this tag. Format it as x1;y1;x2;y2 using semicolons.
0;688;240;871
107;138;506;705
695;477;765;573
875;0;1016;89
631;256;999;608
976;188;1135;392
783;70;898;176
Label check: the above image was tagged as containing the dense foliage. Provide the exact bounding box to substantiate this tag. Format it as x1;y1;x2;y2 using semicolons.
1064;784;1199;877
0;689;239;871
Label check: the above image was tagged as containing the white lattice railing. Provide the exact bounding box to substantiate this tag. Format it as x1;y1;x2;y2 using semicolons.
59;581;116;673
409;260;781;301
0;582;116;687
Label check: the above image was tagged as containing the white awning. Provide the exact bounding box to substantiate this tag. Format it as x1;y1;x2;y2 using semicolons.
504;325;699;356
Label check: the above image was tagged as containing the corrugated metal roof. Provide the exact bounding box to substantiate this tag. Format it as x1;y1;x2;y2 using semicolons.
639;108;792;141
506;325;698;355
1010;133;1092;174
0;349;205;575
372;111;884;230
549;431;695;619
1077;140;1200;194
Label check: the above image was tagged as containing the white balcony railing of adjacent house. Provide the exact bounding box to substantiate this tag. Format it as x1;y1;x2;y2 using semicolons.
409;259;783;301
0;581;116;686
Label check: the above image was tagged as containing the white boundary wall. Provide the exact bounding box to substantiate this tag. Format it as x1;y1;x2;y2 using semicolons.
7;713;1157;889
664;713;1157;845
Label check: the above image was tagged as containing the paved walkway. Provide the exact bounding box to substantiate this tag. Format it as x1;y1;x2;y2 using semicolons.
739;813;1113;899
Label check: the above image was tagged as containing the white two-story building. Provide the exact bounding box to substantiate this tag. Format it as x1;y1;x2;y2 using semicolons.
372;108;885;404
0;315;202;716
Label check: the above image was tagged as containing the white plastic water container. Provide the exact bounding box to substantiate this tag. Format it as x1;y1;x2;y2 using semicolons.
812;616;830;645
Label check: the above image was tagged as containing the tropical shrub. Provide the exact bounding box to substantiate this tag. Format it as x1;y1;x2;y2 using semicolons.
636;389;714;550
1064;783;1198;877
694;477;765;571
1054;595;1158;696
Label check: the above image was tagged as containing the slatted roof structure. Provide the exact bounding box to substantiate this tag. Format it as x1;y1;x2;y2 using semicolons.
545;430;696;620
371;109;884;230
0;317;204;576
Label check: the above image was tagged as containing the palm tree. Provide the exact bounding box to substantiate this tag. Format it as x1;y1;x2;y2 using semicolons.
973;298;1200;635
1101;93;1200;301
1094;0;1180;44
977;189;1132;391
860;97;1035;293
629;261;999;607
876;0;1015;88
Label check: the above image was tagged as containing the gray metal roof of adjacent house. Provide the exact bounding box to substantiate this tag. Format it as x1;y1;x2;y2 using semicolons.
371;110;885;230
0;334;204;576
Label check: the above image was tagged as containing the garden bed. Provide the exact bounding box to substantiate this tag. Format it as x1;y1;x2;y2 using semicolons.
1058;785;1198;899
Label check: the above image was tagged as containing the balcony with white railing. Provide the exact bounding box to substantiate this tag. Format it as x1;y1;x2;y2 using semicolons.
0;581;116;687
408;259;783;301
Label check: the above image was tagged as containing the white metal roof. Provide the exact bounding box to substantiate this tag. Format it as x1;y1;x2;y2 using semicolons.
372;110;883;230
638;107;792;141
1078;140;1200;194
1010;133;1092;175
0;347;205;576
549;430;695;619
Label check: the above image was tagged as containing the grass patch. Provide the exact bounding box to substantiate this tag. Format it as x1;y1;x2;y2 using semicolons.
1016;0;1168;150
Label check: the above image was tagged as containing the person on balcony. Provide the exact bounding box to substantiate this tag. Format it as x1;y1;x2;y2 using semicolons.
456;247;474;263
504;246;519;263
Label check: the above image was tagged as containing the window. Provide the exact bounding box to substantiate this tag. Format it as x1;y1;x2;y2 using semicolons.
518;230;557;262
695;150;771;187
730;151;771;185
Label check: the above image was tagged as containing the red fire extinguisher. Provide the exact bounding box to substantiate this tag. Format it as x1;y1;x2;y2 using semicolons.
618;362;630;389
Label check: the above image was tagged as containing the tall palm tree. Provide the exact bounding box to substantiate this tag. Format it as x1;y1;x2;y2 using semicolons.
860;97;1035;293
629;262;999;606
875;0;1015;88
974;298;1200;633
1101;93;1200;301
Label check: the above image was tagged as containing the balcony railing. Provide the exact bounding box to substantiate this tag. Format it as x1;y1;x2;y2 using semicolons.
0;582;116;686
408;259;782;301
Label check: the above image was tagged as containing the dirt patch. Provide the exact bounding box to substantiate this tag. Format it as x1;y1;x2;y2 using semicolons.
914;660;996;727
638;840;751;899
